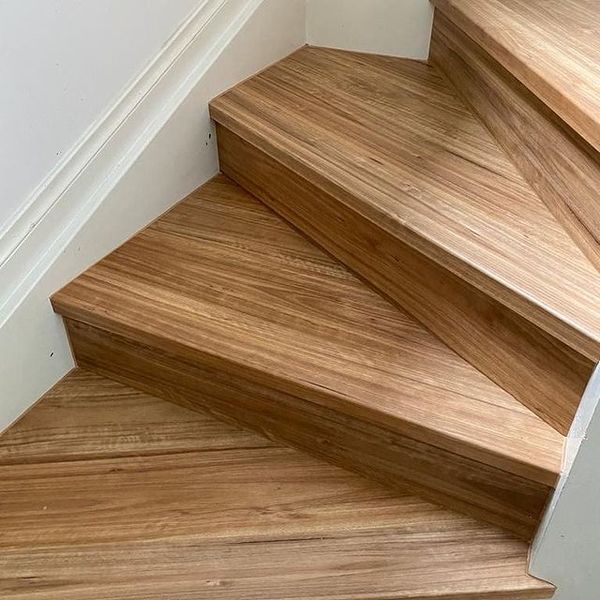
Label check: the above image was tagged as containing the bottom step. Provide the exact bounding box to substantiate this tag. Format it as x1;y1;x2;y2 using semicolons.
0;370;553;599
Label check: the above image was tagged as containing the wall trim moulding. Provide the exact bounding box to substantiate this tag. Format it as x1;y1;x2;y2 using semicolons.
0;0;257;319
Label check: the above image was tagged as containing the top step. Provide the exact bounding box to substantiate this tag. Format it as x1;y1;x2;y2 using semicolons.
433;0;600;152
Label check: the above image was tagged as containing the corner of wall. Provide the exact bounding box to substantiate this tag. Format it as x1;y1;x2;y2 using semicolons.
531;364;600;599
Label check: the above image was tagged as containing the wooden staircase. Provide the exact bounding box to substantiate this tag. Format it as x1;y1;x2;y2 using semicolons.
4;2;600;597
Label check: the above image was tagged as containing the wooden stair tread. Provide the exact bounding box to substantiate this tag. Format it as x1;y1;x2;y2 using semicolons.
0;369;554;599
52;175;563;488
433;0;600;153
209;46;600;362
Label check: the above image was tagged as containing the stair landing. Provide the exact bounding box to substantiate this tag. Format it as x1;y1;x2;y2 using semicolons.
0;370;554;600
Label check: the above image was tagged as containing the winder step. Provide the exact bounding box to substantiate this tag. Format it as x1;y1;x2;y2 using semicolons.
52;176;563;539
0;370;555;599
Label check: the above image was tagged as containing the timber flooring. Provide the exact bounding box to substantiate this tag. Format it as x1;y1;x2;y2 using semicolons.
432;0;600;153
0;369;554;599
52;175;563;537
430;10;600;271
209;46;600;433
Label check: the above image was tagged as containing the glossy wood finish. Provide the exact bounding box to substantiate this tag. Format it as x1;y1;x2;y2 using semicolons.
432;0;600;153
430;11;600;270
0;370;554;599
52;176;563;538
209;48;599;433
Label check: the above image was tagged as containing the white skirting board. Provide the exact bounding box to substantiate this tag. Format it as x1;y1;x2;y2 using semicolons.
0;0;306;433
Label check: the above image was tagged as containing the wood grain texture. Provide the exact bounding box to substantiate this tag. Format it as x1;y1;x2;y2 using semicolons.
432;0;600;154
210;47;600;359
0;370;554;599
52;176;563;538
430;11;600;270
209;46;600;433
0;536;554;600
215;124;592;435
65;317;555;540
0;369;272;465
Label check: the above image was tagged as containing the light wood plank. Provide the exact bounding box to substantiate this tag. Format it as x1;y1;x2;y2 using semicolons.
430;11;600;270
209;46;600;433
0;370;271;465
52;176;563;538
433;0;600;153
0;369;554;599
66;317;556;540
0;534;554;600
1;447;414;548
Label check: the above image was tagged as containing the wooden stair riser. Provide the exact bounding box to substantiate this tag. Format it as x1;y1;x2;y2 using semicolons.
430;11;600;271
65;317;554;540
214;123;595;435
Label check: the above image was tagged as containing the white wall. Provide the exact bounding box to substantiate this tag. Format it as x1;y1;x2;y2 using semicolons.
0;0;306;433
0;0;199;236
531;365;600;599
306;0;434;59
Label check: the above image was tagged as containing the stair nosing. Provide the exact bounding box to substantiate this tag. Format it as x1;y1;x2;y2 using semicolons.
432;0;600;155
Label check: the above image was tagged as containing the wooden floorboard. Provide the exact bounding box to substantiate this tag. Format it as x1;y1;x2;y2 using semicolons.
65;317;555;539
209;46;599;433
0;369;554;599
0;370;272;465
430;11;600;271
51;175;563;536
433;0;600;153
